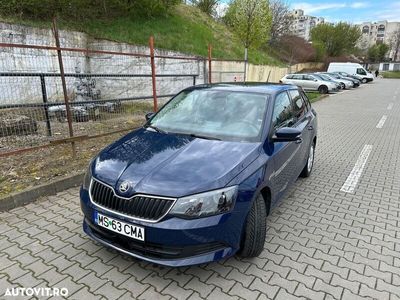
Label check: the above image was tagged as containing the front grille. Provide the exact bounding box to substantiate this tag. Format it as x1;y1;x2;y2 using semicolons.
90;179;175;221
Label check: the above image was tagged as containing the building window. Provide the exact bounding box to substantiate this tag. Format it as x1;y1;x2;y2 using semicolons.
362;26;369;34
378;25;385;32
383;64;389;71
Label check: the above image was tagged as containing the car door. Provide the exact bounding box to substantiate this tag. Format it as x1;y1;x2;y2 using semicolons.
269;91;302;203
302;75;315;90
289;89;314;170
290;74;304;88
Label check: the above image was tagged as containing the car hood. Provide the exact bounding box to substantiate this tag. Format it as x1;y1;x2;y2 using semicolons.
92;128;261;198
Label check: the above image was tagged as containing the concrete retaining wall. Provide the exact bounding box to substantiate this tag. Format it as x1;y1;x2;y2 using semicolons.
0;22;324;106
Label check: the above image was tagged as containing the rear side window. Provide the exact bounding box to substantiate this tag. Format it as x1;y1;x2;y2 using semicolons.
289;90;307;119
286;75;294;79
300;91;311;110
292;74;303;80
272;92;295;129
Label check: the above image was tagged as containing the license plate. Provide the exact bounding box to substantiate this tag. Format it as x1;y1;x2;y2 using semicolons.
94;212;145;241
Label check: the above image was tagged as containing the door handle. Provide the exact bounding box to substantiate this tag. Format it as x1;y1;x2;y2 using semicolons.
307;125;313;130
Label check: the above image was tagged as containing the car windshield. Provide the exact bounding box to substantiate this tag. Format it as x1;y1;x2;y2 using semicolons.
149;89;269;142
329;73;341;79
319;74;333;81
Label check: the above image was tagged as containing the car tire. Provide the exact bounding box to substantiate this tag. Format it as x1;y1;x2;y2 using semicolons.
340;83;345;89
362;78;367;83
300;141;315;178
239;194;266;258
318;85;328;94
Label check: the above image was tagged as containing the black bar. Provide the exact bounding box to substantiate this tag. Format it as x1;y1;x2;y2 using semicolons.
0;72;199;78
40;75;52;136
0;94;176;110
193;75;196;86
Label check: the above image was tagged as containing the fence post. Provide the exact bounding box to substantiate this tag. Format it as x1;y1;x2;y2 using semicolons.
208;44;212;84
149;36;158;112
244;47;248;82
203;59;208;84
52;18;76;157
40;75;52;136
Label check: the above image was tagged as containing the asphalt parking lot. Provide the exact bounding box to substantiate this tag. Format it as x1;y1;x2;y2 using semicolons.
1;79;400;300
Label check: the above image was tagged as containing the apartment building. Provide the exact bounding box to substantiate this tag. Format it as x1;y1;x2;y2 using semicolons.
358;21;400;61
290;9;325;41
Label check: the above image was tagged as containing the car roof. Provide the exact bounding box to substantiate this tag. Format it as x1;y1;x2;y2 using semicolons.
183;82;297;96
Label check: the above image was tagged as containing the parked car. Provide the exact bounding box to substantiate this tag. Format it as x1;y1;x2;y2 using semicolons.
80;83;318;266
329;72;360;87
312;73;342;90
332;71;363;84
327;62;373;83
316;72;354;89
280;73;338;94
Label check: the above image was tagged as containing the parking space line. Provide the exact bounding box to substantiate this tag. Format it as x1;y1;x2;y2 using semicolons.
387;103;393;110
330;90;350;97
340;145;373;193
376;115;387;128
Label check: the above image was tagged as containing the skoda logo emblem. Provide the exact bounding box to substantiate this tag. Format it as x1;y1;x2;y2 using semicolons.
118;181;131;193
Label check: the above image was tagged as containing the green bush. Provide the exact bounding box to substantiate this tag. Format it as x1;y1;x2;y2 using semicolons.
0;0;181;20
382;71;400;79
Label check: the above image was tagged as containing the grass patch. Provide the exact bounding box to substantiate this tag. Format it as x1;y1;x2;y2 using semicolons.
0;4;283;65
306;92;322;103
382;71;400;79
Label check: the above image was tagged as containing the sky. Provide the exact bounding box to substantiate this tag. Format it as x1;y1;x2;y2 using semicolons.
288;0;400;23
217;1;400;24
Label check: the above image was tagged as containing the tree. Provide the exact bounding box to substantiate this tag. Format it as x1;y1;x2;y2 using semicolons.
367;43;389;62
310;22;361;57
268;0;293;43
191;0;220;17
274;35;316;63
224;0;272;49
390;25;400;61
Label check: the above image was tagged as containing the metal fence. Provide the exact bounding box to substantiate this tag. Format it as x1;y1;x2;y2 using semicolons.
0;20;237;157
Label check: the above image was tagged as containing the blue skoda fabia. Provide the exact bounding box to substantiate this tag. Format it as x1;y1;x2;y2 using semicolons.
80;83;318;266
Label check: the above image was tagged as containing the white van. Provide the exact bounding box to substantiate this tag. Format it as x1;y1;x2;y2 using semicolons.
327;63;374;83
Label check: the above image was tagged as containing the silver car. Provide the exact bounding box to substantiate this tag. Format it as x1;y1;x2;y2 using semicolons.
317;72;354;89
280;73;338;94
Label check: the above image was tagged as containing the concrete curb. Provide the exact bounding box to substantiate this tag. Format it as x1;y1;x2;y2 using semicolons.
0;172;84;212
318;94;329;101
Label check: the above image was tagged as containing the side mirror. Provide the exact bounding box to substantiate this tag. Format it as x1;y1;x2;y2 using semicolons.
145;112;155;121
273;127;302;142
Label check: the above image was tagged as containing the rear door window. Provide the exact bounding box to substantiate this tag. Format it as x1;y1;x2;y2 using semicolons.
272;92;296;129
303;75;313;81
289;89;307;119
300;91;311;110
292;74;303;80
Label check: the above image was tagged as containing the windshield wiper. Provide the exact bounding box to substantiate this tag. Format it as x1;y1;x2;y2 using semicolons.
144;124;168;134
189;133;221;141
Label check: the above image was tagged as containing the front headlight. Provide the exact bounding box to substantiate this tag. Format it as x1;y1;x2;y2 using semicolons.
82;161;93;190
170;186;238;219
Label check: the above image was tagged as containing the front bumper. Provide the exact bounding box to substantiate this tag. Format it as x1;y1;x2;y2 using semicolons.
80;187;250;266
